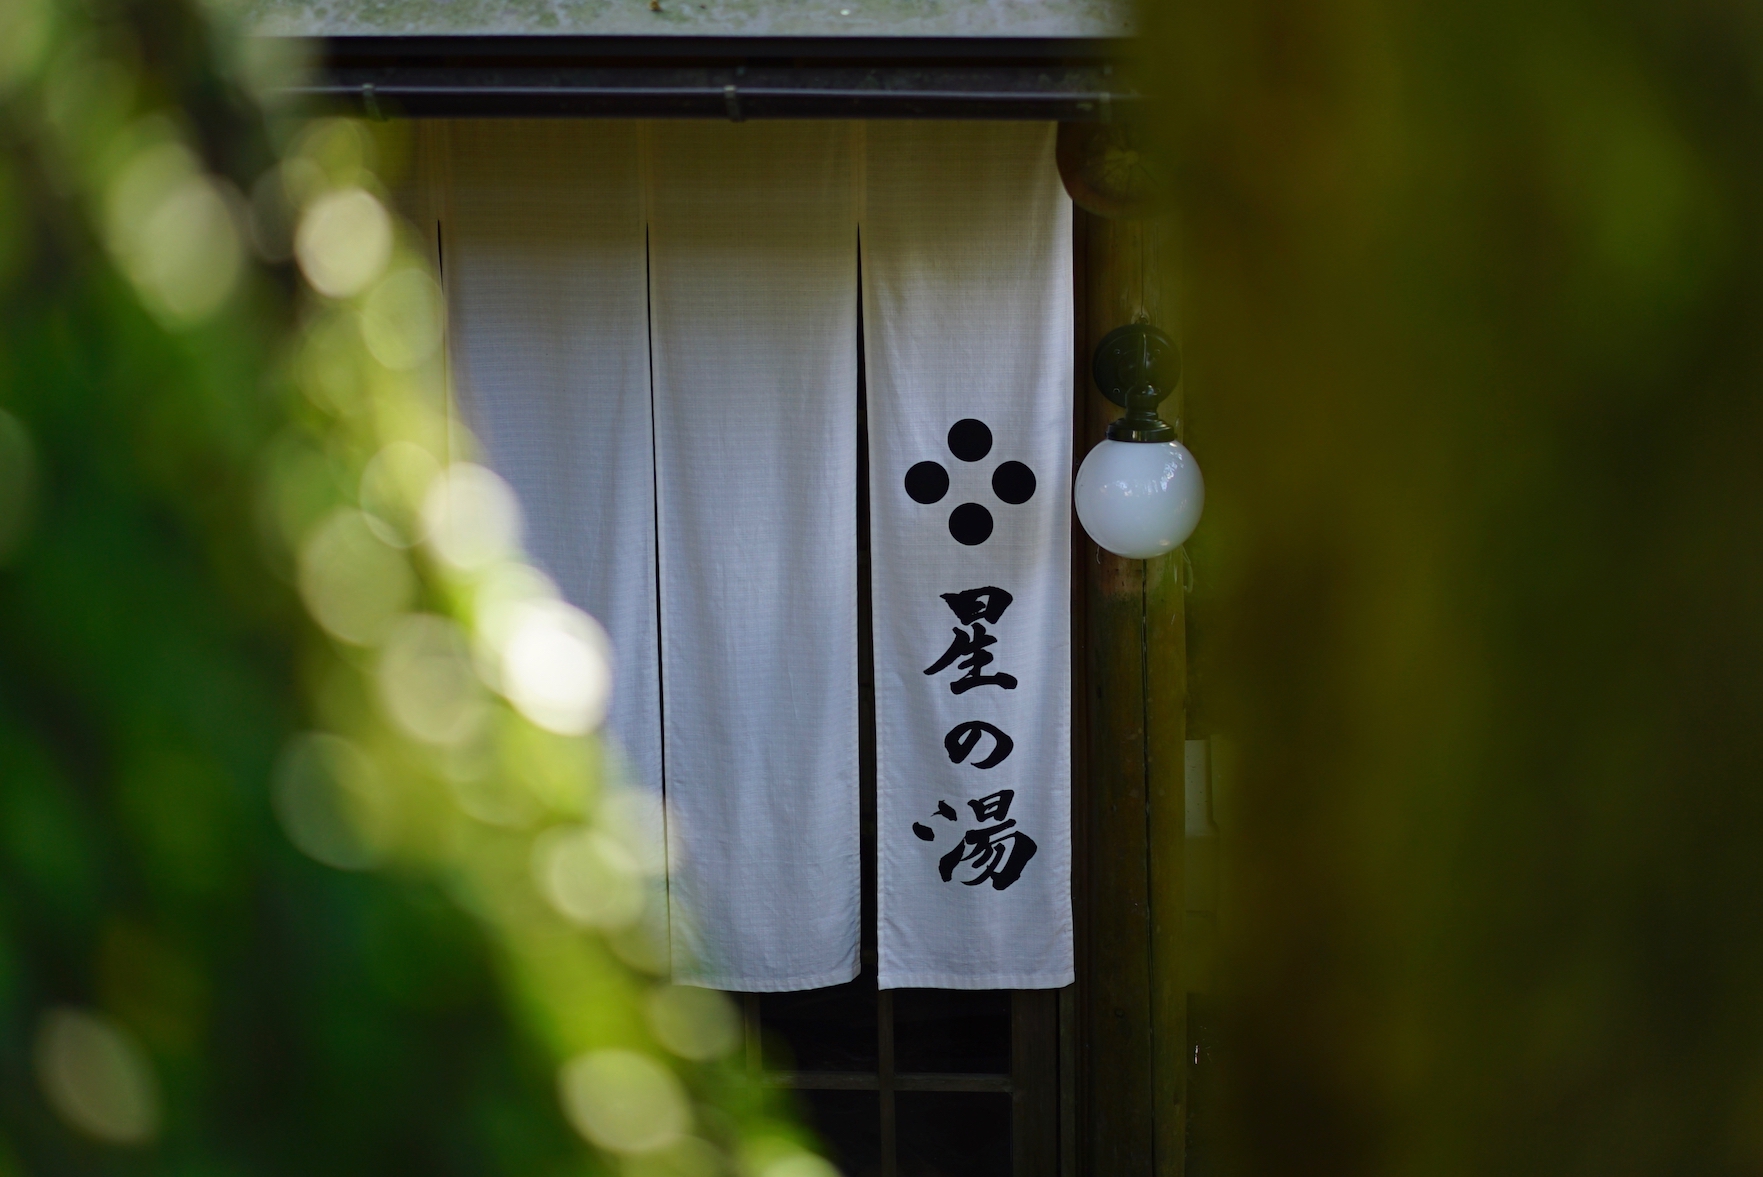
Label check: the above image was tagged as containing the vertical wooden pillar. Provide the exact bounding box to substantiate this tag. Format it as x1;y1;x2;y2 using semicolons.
1074;206;1187;1177
1146;525;1188;1177
1014;990;1060;1177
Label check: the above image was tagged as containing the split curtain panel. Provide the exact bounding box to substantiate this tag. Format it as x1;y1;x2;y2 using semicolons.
429;120;1072;993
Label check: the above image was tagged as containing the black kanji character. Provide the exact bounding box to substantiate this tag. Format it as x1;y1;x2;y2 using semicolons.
923;622;1018;694
944;721;1014;769
940;586;1013;626
966;789;1015;821
911;800;960;842
937;820;1038;891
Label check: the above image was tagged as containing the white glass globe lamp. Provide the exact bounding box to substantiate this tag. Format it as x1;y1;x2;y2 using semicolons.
1075;436;1203;560
1074;323;1204;560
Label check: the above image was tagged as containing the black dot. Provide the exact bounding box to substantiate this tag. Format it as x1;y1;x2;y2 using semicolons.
904;461;950;504
947;419;993;462
948;503;994;546
992;461;1036;505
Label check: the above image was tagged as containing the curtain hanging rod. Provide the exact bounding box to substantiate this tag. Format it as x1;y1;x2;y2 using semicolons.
272;36;1136;121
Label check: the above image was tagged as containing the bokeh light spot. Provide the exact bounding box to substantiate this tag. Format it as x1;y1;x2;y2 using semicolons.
292;119;373;190
360;441;441;548
297;508;415;645
272;733;388;871
743;1137;839;1177
645;985;740;1061
446;761;544;829
558;1049;690;1155
35;1008;161;1145
495;599;612;736
422;463;522;572
378;614;489;747
623;1136;722;1177
105;142;241;324
760;1154;840;1177
360;268;443;370
535;824;645;930
296;187;392;299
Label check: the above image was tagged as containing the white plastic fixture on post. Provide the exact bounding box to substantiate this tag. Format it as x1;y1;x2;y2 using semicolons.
1072;323;1204;560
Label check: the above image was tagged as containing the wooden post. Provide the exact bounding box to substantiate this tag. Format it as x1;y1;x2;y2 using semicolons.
1074;205;1187;1177
1146;533;1188;1177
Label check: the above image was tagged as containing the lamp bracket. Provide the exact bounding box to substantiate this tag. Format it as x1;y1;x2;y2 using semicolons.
1092;323;1180;442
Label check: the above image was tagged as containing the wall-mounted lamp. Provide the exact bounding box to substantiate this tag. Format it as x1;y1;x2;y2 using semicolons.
1074;323;1204;560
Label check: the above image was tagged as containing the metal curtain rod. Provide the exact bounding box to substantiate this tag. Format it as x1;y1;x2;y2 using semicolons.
271;35;1136;121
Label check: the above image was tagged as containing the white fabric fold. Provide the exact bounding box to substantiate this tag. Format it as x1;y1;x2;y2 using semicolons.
863;122;1075;990
440;120;663;797
647;122;861;991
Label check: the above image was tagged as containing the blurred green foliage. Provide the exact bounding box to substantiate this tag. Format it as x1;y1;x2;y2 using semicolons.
1148;0;1763;1172
0;1;812;1174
